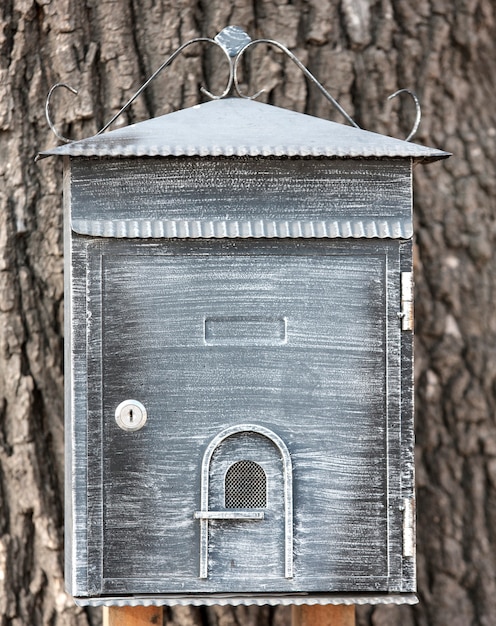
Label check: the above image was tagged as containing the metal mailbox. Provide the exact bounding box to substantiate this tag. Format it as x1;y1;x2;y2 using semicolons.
40;86;448;606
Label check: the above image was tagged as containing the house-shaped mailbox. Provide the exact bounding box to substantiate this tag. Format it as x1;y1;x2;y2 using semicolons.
40;97;448;607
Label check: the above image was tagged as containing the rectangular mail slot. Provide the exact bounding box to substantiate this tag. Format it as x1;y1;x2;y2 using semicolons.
204;316;288;346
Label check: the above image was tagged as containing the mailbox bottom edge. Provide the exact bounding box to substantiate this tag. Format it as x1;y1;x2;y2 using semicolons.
72;592;419;607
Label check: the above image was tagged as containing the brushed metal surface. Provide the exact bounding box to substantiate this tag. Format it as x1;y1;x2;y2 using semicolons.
65;236;414;600
69;157;413;240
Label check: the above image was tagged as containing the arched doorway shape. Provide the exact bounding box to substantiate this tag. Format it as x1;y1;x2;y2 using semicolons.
194;424;293;579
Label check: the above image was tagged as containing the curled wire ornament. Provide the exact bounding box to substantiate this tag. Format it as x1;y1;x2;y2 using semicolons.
45;83;79;143
387;89;421;142
45;26;423;146
233;38;360;129
45;37;234;143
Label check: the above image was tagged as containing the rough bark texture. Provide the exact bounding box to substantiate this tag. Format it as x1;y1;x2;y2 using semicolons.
0;1;495;625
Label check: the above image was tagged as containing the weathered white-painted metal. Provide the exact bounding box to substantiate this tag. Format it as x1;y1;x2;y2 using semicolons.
40;92;448;607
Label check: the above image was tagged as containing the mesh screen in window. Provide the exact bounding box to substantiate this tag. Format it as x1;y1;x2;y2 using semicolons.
225;460;267;508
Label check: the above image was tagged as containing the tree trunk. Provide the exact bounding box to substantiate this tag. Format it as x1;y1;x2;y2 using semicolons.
0;1;495;625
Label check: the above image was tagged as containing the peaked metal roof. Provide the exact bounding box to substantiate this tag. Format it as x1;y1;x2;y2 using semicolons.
39;97;449;162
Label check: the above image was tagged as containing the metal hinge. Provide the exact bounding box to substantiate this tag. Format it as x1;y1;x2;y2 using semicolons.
402;497;415;557
400;272;414;331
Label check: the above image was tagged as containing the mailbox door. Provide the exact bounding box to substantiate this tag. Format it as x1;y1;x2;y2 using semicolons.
72;237;411;597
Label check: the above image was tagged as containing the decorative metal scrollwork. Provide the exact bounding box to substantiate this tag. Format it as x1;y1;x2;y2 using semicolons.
387;89;421;141
45;25;422;144
45;83;79;143
46;36;234;143
233;37;360;129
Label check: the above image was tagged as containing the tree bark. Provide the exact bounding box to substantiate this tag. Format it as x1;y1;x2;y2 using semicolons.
1;1;495;625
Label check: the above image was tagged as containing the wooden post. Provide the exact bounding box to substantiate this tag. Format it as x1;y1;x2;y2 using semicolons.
103;606;163;626
102;604;354;626
292;605;355;626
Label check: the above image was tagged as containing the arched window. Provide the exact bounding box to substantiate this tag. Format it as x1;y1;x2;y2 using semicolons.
225;460;267;508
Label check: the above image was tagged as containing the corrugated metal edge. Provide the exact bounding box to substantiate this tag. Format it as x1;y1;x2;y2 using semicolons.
40;144;449;162
71;219;413;239
73;593;419;607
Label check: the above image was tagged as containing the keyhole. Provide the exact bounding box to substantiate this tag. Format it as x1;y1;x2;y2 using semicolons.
115;400;147;432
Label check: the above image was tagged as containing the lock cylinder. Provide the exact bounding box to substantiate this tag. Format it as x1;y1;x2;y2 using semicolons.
115;399;148;431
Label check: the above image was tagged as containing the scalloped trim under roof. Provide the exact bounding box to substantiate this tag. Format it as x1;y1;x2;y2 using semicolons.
39;98;449;162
